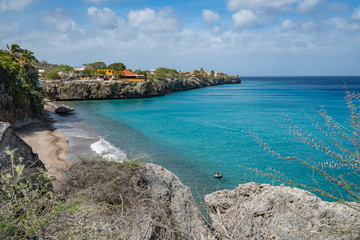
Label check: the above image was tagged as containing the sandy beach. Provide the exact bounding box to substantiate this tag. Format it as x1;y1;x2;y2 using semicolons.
15;104;71;179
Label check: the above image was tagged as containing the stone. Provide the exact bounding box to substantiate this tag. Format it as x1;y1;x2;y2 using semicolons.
54;105;74;114
131;163;210;239
0;122;44;169
205;182;360;239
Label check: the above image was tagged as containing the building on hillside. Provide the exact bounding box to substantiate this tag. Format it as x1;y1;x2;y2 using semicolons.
97;69;114;76
74;67;85;79
116;69;146;81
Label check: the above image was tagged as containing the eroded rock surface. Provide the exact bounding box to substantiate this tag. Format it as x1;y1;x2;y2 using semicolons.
41;77;241;100
205;182;360;240
0;122;44;169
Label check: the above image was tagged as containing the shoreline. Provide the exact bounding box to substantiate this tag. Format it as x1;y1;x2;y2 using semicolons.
15;104;71;179
16;101;125;179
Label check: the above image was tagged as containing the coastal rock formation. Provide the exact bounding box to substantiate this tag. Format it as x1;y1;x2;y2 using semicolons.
54;105;74;114
0;122;44;169
41;77;241;100
0;91;43;128
132;163;209;239
55;158;210;239
205;182;360;240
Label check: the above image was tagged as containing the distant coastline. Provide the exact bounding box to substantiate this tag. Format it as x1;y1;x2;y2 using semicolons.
41;76;241;101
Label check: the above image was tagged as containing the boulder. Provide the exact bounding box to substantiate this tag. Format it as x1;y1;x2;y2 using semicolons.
54;105;74;114
0;122;44;169
205;182;360;240
131;163;210;239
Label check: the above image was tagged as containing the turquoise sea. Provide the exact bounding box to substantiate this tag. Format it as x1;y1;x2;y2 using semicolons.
59;76;360;202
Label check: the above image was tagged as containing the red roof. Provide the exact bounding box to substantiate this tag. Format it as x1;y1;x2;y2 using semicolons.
122;69;137;76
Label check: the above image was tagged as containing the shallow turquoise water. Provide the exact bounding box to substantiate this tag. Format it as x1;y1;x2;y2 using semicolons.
64;76;360;201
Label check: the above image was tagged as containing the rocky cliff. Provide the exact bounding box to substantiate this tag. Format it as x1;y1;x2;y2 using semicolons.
54;158;211;239
0;121;44;169
205;182;360;240
0;90;43;128
41;77;241;100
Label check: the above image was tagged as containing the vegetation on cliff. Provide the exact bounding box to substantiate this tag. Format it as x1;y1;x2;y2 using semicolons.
0;152;208;239
0;44;43;126
0;44;41;104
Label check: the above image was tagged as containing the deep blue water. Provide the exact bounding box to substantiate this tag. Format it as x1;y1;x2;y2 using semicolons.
62;76;360;202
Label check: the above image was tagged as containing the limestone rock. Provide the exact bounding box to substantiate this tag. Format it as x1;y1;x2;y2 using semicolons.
0;92;43;127
205;182;360;240
131;163;210;239
55;159;210;239
41;77;242;100
0;122;44;169
54;105;74;114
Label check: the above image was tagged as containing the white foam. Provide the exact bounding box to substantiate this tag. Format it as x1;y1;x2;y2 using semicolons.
91;137;127;162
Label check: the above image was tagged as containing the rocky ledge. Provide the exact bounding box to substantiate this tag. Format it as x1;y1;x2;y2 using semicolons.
205;182;360;240
41;77;241;100
0;122;44;169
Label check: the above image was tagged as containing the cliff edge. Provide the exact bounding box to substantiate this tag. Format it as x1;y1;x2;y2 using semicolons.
205;182;360;239
0;121;44;169
41;76;241;100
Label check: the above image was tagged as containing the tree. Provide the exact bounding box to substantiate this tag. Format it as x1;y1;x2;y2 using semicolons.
210;70;215;78
85;62;106;70
108;62;126;71
46;71;60;80
153;68;179;79
5;44;39;88
0;50;21;93
52;64;74;79
0;44;41;106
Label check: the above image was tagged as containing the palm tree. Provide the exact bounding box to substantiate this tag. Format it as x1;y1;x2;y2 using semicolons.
5;44;22;63
20;49;38;87
6;44;39;87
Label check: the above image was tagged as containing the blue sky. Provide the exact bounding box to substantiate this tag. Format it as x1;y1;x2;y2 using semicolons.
1;0;360;76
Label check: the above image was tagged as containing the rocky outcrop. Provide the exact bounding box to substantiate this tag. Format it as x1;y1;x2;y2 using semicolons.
54;105;74;114
41;77;241;100
0;91;43;128
0;122;44;169
131;163;210;239
205;182;360;240
55;158;210;239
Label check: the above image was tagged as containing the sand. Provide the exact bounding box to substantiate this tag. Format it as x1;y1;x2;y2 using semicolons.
15;104;71;179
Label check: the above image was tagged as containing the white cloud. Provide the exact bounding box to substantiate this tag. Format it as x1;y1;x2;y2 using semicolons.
0;0;36;13
281;19;299;31
232;10;257;28
232;9;275;28
297;0;322;13
202;9;221;24
327;17;360;31
87;7;122;29
227;0;298;11
352;5;360;21
127;7;178;32
39;8;79;33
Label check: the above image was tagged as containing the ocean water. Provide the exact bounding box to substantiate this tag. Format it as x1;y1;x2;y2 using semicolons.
59;76;360;202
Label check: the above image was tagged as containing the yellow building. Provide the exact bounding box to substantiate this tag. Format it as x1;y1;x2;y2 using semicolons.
97;69;114;76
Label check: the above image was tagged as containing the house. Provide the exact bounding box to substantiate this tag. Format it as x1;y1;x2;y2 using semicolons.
117;69;146;81
97;69;114;76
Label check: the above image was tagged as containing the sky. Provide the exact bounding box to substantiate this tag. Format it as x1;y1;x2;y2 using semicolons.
1;0;360;76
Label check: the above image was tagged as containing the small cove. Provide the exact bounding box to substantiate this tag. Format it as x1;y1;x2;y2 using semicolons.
58;76;360;202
